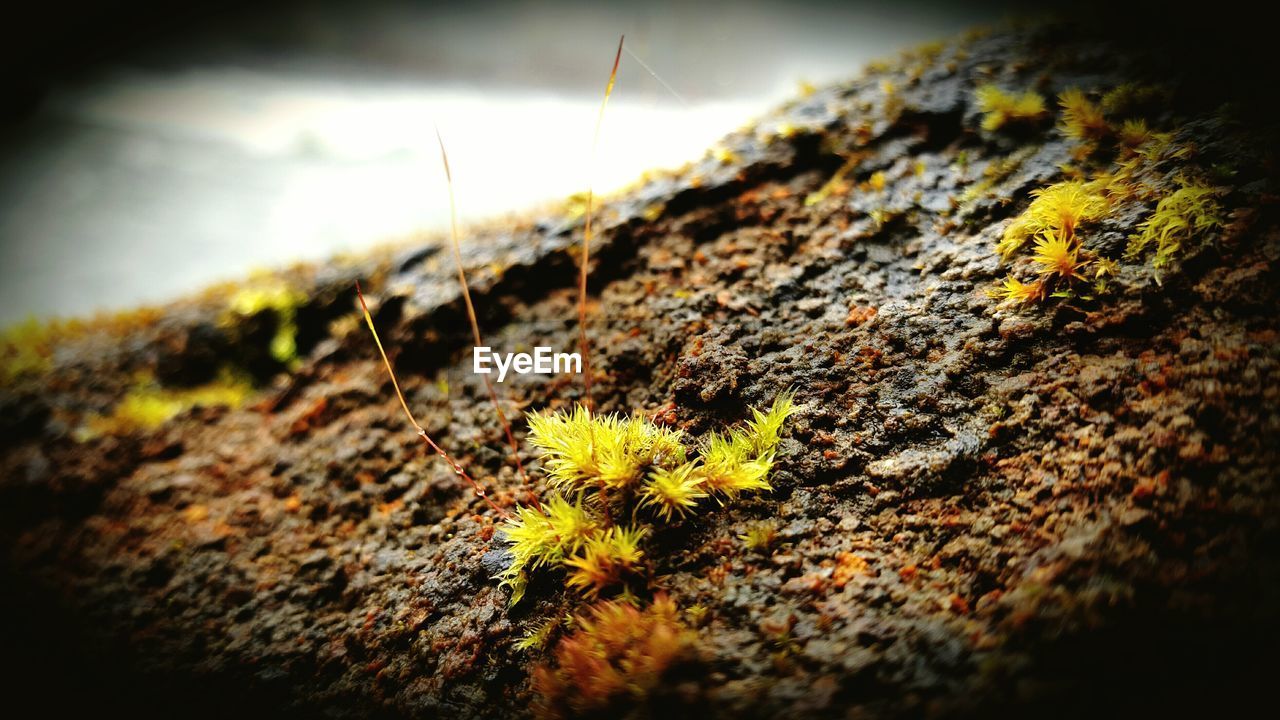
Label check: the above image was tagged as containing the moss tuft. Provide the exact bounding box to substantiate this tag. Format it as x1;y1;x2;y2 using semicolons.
1127;181;1225;269
532;594;696;719
974;84;1047;132
81;369;254;438
224;281;308;368
997;180;1109;260
499;393;795;605
1058;88;1109;142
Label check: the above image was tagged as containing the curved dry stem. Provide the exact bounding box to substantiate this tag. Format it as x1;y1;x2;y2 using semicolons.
356;281;510;519
435;129;535;506
578;34;624;413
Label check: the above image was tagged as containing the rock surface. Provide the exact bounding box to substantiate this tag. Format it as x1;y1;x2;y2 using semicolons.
3;21;1279;720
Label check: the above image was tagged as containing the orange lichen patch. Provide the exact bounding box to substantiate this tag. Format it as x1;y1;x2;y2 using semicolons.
846;305;879;326
532;595;696;719
832;552;870;588
288;397;330;436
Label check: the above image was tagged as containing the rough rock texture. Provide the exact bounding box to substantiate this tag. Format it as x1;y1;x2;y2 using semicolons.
3;22;1279;720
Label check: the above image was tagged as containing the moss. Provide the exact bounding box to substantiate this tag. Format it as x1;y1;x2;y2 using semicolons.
1031;231;1089;283
1116;118;1154;151
81;368;254;438
514;616;563;653
531;595;696;719
224;280;308;368
641;462;708;520
1127;180;1225;269
988;276;1046;307
1099;83;1169;117
1;307;166;384
564;526;649;599
997;180;1110;260
499;393;794;605
974;84;1048;132
805;154;865;207
739;520;780;552
0;316;55;384
1058;88;1109;143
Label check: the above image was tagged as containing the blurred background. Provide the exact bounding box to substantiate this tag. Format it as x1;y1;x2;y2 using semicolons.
0;0;1011;326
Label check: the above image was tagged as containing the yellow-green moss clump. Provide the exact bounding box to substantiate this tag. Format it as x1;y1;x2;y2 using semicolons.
1;307;165;384
974;84;1048;132
991;179;1114;307
1058;88;1109;142
81;369;254;438
991;78;1230;306
224;281;308;367
997;180;1110;260
1127;180;1225;268
739;520;780;552
499;393;794;605
0;317;56;384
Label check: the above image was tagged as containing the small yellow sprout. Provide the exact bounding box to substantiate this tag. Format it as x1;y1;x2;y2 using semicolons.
565;526;648;598
712;147;740;165
1032;232;1089;282
1136;132;1193;164
989;276;1046;306
744;390;795;457
698;431;773;501
1058;88;1109;142
498;496;602;604
1116;118;1153;149
739;520;780;552
974;84;1047;132
514;616;561;652
641;463;707;521
1094;257;1120;279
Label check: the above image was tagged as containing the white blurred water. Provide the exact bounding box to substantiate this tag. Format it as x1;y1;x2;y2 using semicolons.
0;1;999;325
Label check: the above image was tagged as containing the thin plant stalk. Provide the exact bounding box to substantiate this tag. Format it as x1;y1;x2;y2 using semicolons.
435;129;536;508
578;35;624;413
356;281;510;519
